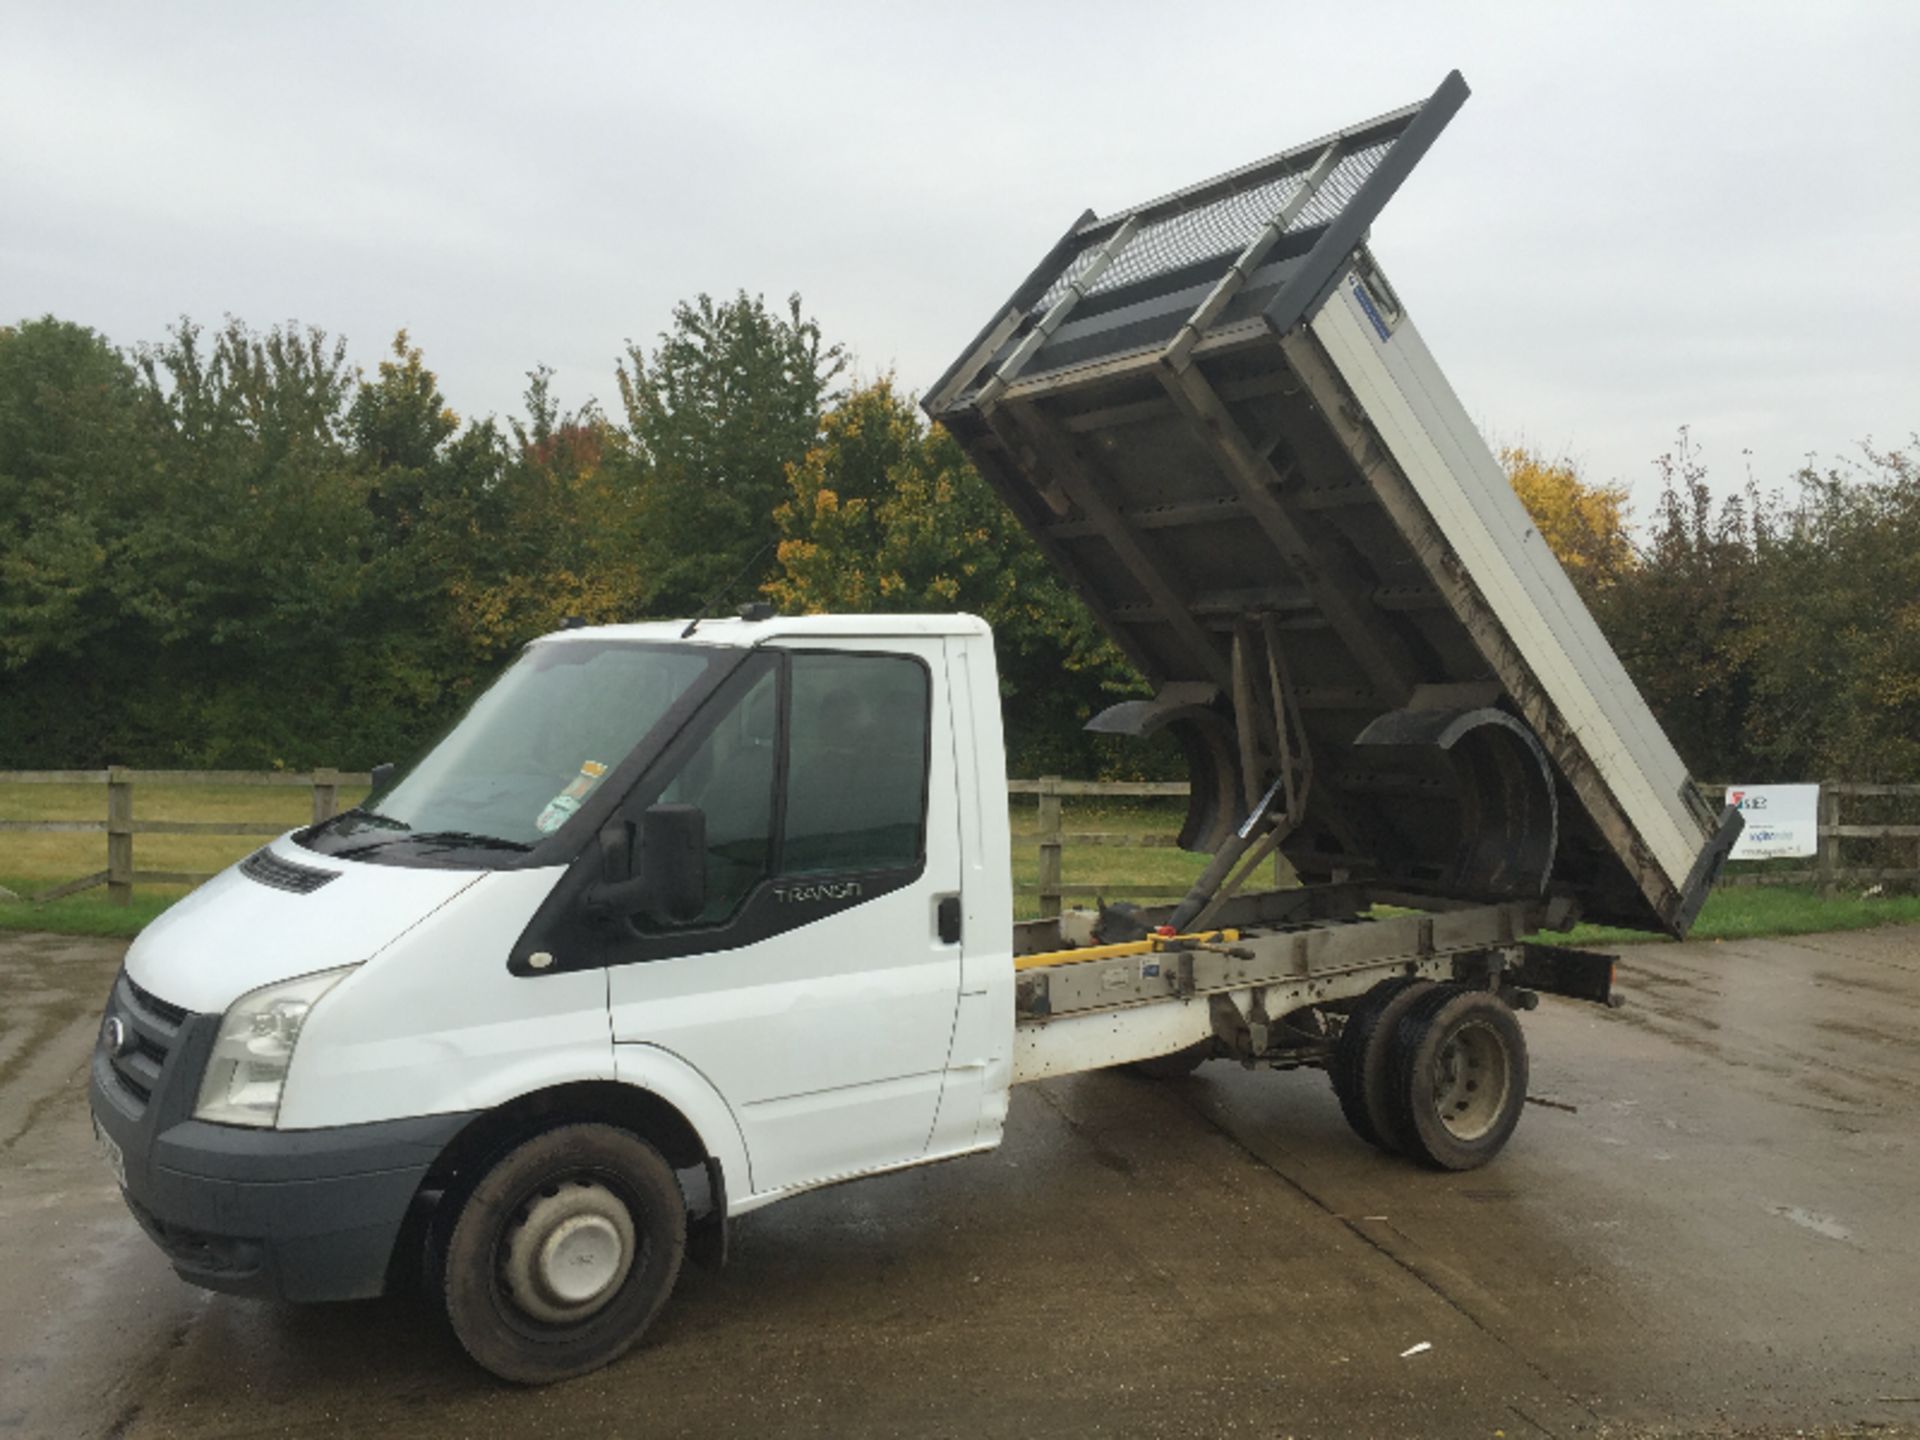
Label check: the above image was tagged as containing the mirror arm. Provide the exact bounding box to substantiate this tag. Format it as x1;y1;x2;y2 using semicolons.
585;875;650;917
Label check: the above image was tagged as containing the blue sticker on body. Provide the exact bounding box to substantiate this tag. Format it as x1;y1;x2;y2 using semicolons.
1351;278;1393;342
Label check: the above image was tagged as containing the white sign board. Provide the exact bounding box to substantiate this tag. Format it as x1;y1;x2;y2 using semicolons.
1724;784;1820;860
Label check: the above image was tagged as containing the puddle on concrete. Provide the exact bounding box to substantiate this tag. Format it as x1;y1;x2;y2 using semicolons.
1766;1203;1852;1242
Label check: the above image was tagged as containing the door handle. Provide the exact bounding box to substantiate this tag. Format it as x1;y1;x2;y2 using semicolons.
936;894;962;946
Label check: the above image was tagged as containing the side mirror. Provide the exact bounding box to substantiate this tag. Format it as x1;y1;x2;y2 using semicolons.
639;803;707;925
585;806;707;925
370;761;396;792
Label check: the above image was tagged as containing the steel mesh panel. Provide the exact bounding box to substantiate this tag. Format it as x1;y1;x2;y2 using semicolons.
1033;137;1395;314
1033;243;1114;317
1073;170;1309;301
1288;138;1395;230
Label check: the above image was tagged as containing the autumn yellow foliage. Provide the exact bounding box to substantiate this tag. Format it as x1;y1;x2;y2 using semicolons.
1499;446;1636;594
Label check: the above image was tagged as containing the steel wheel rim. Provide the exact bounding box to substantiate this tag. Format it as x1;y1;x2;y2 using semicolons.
497;1176;639;1326
1430;1019;1510;1141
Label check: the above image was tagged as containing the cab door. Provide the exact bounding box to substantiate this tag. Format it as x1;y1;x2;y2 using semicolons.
605;639;964;1197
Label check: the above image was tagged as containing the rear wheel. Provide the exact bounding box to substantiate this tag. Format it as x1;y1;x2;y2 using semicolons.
440;1123;685;1384
1330;977;1434;1152
1385;986;1529;1171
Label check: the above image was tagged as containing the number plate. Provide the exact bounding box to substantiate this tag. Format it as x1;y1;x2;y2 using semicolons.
93;1117;127;1191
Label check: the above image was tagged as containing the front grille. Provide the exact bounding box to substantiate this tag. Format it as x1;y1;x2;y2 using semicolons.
126;975;186;1026
132;1032;169;1067
240;847;340;895
104;970;189;1114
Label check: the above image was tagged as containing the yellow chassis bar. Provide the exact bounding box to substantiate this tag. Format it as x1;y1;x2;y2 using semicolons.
1013;930;1240;972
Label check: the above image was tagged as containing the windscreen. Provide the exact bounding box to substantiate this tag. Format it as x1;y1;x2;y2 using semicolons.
351;640;718;849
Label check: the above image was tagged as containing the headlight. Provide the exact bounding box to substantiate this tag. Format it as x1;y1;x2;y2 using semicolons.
194;966;357;1128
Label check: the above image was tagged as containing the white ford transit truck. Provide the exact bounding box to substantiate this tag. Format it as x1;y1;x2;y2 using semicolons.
89;72;1739;1384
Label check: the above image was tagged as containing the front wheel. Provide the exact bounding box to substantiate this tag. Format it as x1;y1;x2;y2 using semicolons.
440;1123;686;1384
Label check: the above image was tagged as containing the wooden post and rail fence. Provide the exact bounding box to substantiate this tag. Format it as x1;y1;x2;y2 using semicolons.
3;771;1918;913
1;769;370;907
1008;776;1293;917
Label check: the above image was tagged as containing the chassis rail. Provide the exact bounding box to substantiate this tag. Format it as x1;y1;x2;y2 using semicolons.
1010;889;1612;1084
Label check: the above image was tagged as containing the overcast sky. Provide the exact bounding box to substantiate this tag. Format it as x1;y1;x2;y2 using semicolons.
5;1;1916;521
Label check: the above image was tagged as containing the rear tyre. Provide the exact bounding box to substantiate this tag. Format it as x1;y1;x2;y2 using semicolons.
1126;1039;1214;1080
1330;977;1433;1152
1385;986;1529;1171
440;1123;686;1384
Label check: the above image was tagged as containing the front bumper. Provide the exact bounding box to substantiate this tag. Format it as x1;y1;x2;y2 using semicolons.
88;970;473;1303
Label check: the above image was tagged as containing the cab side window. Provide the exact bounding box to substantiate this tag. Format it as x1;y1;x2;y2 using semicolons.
651;665;778;925
782;653;928;875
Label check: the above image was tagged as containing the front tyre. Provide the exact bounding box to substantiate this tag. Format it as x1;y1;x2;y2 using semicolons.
441;1123;686;1384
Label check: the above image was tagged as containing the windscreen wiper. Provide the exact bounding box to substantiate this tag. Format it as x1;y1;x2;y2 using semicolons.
407;830;534;852
316;806;409;839
330;828;533;859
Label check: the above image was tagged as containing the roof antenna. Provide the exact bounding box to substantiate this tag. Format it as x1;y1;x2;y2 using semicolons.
681;538;777;638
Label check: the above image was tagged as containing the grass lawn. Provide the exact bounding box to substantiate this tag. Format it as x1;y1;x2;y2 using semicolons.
6;783;1917;945
1010;797;1213;920
1533;884;1920;948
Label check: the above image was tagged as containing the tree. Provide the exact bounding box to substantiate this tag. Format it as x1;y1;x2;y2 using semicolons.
617;293;843;615
1500;445;1635;599
122;318;376;654
348;329;462;534
431;369;645;660
0;317;150;672
0;315;421;765
1591;430;1769;778
34;295;1912;793
1741;439;1920;780
1593;432;1920;784
766;379;1155;776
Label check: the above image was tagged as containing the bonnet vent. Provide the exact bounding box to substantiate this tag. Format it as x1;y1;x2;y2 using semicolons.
240;848;340;895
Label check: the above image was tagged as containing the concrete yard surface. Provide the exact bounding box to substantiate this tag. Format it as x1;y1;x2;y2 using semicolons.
1;924;1916;1439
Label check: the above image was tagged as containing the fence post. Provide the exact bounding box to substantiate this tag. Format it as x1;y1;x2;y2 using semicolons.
311;768;340;825
106;766;134;908
1818;783;1841;899
1037;775;1063;920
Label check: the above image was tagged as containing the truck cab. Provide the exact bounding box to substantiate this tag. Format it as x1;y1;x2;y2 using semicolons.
90;613;1016;1383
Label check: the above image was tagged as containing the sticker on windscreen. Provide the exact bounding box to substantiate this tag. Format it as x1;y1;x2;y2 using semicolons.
536;760;609;835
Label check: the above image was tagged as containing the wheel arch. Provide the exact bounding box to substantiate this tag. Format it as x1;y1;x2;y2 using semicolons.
390;1071;743;1293
426;1080;715;1190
